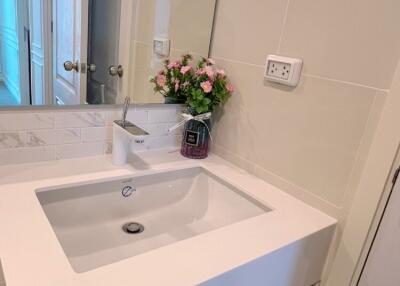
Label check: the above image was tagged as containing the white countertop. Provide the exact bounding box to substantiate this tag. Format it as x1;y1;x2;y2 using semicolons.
0;149;336;286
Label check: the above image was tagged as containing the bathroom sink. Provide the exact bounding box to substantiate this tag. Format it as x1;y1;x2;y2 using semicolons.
36;167;270;273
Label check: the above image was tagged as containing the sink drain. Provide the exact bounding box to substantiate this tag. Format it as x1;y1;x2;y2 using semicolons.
122;222;144;234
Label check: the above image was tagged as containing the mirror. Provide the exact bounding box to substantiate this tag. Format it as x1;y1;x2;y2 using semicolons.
0;0;216;107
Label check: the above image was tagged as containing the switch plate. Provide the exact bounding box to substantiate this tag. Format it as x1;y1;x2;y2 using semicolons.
153;37;170;57
265;55;303;87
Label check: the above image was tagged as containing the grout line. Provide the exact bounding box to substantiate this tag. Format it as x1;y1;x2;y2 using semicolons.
213;143;343;213
213;55;389;93
213;55;265;69
338;94;378;209
302;73;389;93
277;0;291;54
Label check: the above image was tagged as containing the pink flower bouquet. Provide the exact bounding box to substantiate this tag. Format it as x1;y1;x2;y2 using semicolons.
151;54;234;115
151;54;234;159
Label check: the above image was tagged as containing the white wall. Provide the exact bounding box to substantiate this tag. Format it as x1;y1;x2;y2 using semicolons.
129;0;216;104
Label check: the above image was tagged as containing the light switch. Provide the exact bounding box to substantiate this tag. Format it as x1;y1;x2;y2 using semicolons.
265;55;303;87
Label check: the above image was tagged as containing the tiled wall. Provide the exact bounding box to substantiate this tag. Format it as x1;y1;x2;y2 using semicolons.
0;105;182;165
210;0;400;218
210;0;400;284
129;0;215;103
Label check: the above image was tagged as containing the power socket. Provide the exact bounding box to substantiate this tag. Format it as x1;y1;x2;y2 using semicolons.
267;61;291;80
265;55;303;87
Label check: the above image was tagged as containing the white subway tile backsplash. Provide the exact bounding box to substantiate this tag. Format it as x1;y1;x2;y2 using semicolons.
27;129;81;146
147;135;182;150
55;112;106;128
55;142;108;160
0;132;26;149
0;107;181;165
107;109;148;125
126;109;148;124
106;110;122;125
148;109;181;123
141;123;182;136
81;127;113;142
0;113;54;131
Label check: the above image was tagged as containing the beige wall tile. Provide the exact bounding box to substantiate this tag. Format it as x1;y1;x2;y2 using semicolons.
340;92;387;212
131;42;163;104
135;0;155;44
212;0;288;64
212;58;377;207
279;0;400;89
170;0;215;55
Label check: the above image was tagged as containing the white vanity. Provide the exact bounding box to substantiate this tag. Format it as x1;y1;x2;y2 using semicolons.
0;149;335;286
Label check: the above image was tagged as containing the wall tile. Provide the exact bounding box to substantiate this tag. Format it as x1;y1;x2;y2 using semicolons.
0;107;180;165
55;112;106;128
170;0;215;55
126;109;148;124
0;113;54;131
0;132;26;149
212;58;378;207
55;142;108;160
106;110;122;126
146;135;182;150
148;108;181;123
27;129;81;146
140;123;181;137
81;127;113;142
212;0;288;65
279;0;400;88
340;92;387;211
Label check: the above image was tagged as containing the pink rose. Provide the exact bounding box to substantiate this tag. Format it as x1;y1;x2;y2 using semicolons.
180;65;192;75
168;60;181;69
201;81;213;93
175;80;180;92
156;74;166;87
204;66;215;79
196;68;205;75
226;83;235;93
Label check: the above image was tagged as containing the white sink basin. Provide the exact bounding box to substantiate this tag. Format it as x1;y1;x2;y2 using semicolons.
36;167;270;273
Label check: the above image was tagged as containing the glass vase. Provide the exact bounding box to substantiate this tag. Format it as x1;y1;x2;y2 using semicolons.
180;118;211;159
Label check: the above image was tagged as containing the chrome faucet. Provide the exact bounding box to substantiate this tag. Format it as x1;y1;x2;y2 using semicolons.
121;96;130;128
112;97;149;165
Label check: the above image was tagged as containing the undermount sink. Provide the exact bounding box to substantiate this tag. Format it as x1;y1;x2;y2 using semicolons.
36;167;270;273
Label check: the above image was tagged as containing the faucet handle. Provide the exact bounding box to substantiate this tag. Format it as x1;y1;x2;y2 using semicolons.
122;97;131;127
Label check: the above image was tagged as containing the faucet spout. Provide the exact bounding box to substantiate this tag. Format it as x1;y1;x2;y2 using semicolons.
121;97;131;128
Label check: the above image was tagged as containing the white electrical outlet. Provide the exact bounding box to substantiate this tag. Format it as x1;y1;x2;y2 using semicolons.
153;37;170;57
265;55;303;87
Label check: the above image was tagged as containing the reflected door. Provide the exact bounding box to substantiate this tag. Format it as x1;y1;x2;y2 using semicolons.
86;0;134;104
52;0;88;105
86;0;121;104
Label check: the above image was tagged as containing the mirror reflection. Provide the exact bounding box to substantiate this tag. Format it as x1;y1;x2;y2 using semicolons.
0;0;216;107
